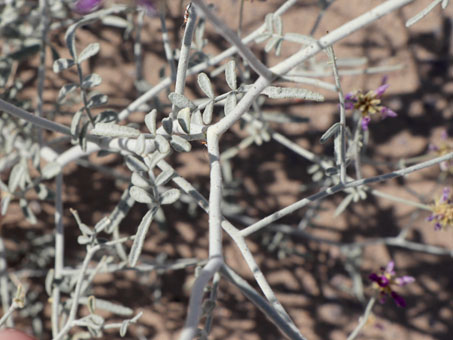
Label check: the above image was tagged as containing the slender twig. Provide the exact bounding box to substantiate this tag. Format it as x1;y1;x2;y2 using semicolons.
159;10;177;81
203;272;220;336
0;238;12;328
0;98;70;136
158;160;304;339
134;9;145;86
220;264;307;340
52;236;133;340
347;297;376;340
51;173;64;337
179;256;223;340
171;3;197;119
191;0;273;80
328;45;347;184
209;0;415;137
36;0;49;148
240;150;453;237
0;300;20;327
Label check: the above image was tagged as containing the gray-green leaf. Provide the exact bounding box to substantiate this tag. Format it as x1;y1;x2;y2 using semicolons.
53;58;75;73
225;60;237;90
197;73;214;98
71;110;84;143
160;189;181;205
87;94;108;108
81;73;102;89
145;109;157;135
320;122;341;144
91;123;140;138
57;83;78;103
125;155;148;172
162;117;173;135
128;208;156;266
170;135;191;152
274;15;283;36
177;107;191;134
259;86;324;101
202;101;214;125
42;162;62;180
78;43;100;63
131;172;150;189
8;161;26;192
168;93;196;110
224;93;237;116
155;135;170;154
130;186;154;204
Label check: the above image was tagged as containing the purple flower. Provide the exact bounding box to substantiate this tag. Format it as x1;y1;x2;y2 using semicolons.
74;0;102;14
344;77;397;130
369;261;414;307
428;187;453;230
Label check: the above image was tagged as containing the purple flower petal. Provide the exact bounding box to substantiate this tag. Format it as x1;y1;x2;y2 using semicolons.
74;0;102;14
391;291;406;307
441;130;448;140
344;102;355;110
435;222;442;230
369;273;380;283
379;276;390;287
396;276;415;286
385;261;395;274
380;107;397;118
427;214;435;222
361;116;371;130
344;92;356;101
375;84;389;97
428;143;439;152
442;187;450;202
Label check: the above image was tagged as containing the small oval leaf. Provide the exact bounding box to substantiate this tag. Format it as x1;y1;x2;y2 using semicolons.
155;135;170;154
125;155;149;172
78;43;100;63
131;172;150;188
58;83;78;102
170;135;191;152
273;15;283;36
128;208;156;266
197;73;214;98
202;101;214;125
135;134;146;155
130;186;154;204
8;161;26;192
320;122;341;144
53;58;75;73
177;107;191;134
81;73;102;89
162;117;173;135
71;110;84;143
225;60;237;90
145;109;157;135
160;188;181;205
87;94;108;108
224;93;237;116
42;162;62;180
91;123;140;138
168;93;196;110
